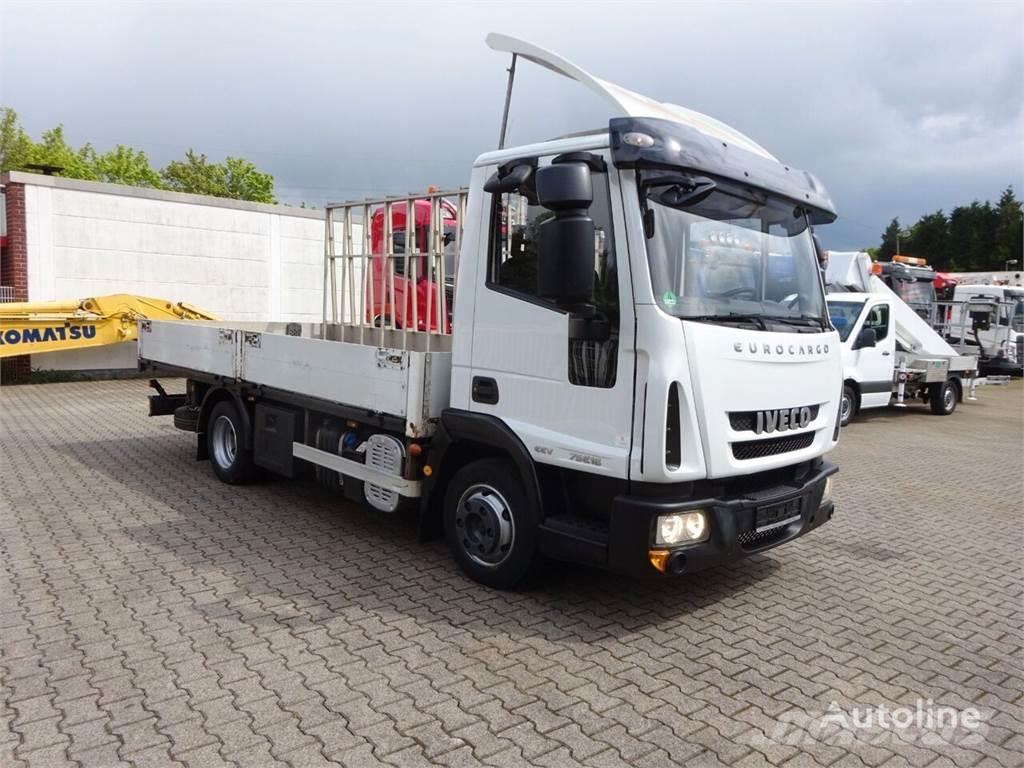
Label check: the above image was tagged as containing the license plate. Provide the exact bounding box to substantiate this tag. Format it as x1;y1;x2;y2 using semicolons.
755;498;802;533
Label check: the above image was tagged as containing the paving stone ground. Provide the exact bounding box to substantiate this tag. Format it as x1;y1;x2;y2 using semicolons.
1;378;1021;768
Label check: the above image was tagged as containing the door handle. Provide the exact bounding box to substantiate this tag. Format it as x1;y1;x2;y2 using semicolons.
472;376;499;405
882;351;891;356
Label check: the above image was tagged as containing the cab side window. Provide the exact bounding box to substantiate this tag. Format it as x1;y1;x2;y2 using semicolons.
864;304;890;341
488;173;617;315
487;165;620;388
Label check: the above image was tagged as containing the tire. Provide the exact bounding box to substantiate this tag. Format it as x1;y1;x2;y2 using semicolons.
929;380;957;415
173;405;200;432
443;458;542;589
839;384;857;427
207;400;257;483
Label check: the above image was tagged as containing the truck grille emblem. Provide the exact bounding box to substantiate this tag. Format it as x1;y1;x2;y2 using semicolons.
755;407;812;434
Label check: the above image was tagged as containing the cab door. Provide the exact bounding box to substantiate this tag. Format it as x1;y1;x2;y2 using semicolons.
856;301;896;408
465;151;636;480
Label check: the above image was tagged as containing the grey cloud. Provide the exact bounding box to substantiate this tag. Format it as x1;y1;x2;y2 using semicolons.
1;0;1021;249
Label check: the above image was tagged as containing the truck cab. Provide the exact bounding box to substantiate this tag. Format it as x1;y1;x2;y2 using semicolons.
828;294;897;423
876;256;937;319
142;33;844;588
367;198;459;332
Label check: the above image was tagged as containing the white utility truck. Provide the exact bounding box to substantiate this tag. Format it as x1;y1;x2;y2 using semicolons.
942;284;1023;375
140;34;842;588
826;251;978;426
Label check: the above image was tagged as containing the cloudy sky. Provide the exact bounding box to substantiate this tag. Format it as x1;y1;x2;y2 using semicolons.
2;0;1021;248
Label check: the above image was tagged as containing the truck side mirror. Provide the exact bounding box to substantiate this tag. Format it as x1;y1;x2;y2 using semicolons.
535;162;595;308
853;327;877;350
969;301;994;331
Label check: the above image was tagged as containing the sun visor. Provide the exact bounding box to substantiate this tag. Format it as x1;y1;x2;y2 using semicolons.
610;117;837;225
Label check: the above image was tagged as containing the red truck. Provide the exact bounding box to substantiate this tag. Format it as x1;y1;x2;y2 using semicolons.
366;196;460;332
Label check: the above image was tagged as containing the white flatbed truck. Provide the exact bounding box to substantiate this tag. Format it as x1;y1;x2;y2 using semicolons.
141;34;842;588
826;251;978;425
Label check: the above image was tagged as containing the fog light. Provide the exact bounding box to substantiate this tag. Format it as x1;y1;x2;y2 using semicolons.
820;477;833;506
655;511;709;546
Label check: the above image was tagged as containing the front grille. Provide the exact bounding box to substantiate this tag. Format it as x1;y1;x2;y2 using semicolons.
732;432;814;460
738;526;791;550
729;404;820;432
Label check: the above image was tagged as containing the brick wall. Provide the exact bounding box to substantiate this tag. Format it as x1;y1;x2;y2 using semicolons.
2;182;30;381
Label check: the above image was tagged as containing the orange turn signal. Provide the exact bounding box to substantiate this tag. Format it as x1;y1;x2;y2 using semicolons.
422;465;433;477
648;549;670;573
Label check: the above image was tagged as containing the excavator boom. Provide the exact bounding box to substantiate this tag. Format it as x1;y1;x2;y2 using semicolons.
0;294;218;358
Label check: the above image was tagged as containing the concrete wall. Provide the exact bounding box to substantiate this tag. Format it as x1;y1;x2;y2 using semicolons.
3;172;364;371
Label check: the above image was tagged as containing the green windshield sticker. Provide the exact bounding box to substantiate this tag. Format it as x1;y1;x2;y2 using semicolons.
662;290;678;307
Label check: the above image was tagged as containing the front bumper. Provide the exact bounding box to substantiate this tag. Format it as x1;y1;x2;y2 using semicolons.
605;461;837;577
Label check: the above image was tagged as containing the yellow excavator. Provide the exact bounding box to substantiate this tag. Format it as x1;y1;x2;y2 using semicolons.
0;294;219;358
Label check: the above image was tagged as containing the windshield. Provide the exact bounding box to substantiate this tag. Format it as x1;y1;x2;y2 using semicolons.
1010;300;1024;333
895;280;935;309
827;301;866;342
641;174;827;331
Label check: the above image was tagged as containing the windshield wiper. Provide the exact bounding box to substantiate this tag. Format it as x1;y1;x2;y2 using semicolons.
686;313;768;330
760;314;828;329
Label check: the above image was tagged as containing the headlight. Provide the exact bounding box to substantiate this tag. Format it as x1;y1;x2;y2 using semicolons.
820;477;833;506
655;511;709;546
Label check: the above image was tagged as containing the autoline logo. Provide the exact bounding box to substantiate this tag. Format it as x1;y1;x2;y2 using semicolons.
0;323;98;347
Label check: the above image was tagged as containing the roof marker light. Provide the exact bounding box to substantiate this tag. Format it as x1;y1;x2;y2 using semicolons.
622;132;655;148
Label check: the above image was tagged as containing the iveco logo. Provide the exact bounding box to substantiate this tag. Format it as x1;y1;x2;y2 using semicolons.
755;407;812;434
733;341;829;356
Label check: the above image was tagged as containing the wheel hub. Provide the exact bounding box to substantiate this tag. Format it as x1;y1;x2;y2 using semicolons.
211;414;237;469
944;386;955;410
454;484;514;567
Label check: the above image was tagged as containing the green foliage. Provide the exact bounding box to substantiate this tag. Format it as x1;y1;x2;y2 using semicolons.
28;125;100;180
93;145;163;188
162;151;275;203
0;107;275;203
879;218;901;261
0;107;33;173
877;188;1023;272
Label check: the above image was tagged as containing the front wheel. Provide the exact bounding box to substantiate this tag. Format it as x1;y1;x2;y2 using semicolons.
839;384;857;427
207;400;257;483
929;380;958;415
443;458;542;589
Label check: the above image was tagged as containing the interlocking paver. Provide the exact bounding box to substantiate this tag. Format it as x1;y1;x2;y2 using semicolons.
1;378;1022;768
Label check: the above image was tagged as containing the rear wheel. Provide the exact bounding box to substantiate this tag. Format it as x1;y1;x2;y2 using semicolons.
839;384;858;427
207;400;256;483
443;458;542;589
929;380;958;415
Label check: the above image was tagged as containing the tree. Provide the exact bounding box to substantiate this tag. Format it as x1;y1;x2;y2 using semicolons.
92;145;163;188
27;125;100;180
876;187;1020;272
948;201;997;271
879;218;900;261
1;106;276;203
903;211;949;267
161;150;275;204
0;107;33;173
993;186;1023;270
